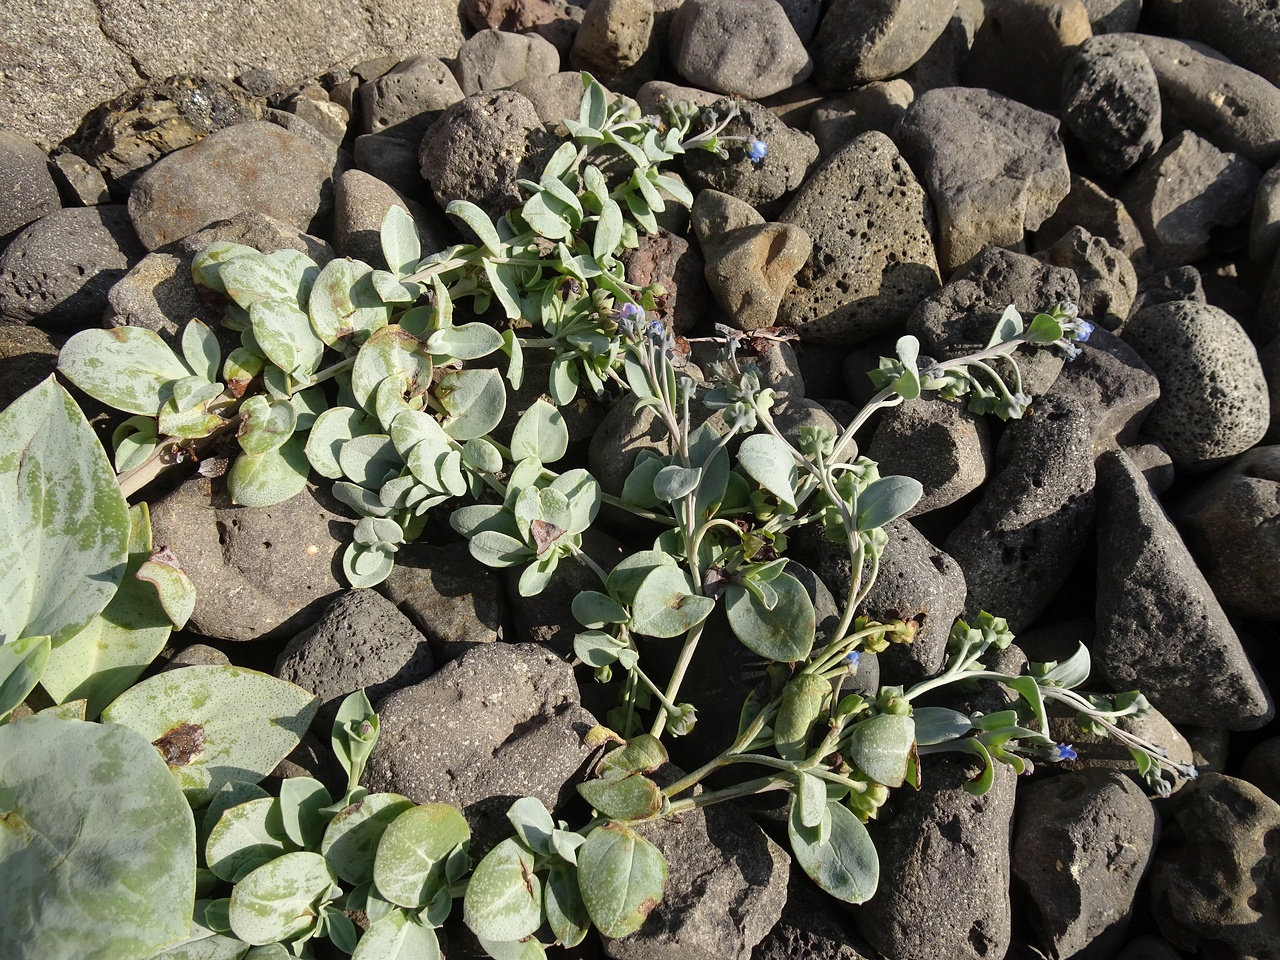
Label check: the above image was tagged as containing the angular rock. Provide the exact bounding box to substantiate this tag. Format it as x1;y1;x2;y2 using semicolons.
1174;446;1280;618
906;246;1075;396
620;228;711;334
868;394;993;518
362;642;598;847
128;121;334;251
353;133;432;203
1177;0;1280;87
356;56;465;143
466;0;571;32
50;151;111;207
147;477;354;642
569;0;660;95
1049;325;1161;451
808;81;914;160
1126;33;1280;169
0;132;60;244
1081;0;1142;32
1150;773;1280;957
778;131;940;344
1033;174;1148;276
331;168;446;268
285;95;349;146
455;28;562;96
106;251;225;351
1252;162;1280;266
1034;226;1138;331
62;76;264;191
381;541;505;664
419;90;555;221
854;755;1016;960
0;325;59;410
1061;35;1163;178
966;0;1094;113
0;205;144;331
511;71;592;127
900;0;987;92
810;0;957;89
1120;131;1261;270
945;393;1098;632
753;869;877;960
682;97;819;210
1123;300;1270;467
894;87;1071;274
1240;737;1280;803
1012;770;1157;960
1093;449;1273;729
275;589;435;730
668;0;814;99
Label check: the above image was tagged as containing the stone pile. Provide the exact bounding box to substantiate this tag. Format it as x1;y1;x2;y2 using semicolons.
3;0;1280;957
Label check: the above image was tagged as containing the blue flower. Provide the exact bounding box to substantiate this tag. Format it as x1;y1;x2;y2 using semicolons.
1074;320;1094;343
747;138;768;164
844;650;860;673
618;302;644;323
1049;743;1077;762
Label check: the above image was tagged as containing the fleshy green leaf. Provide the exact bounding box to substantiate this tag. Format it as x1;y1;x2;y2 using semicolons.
856;475;923;532
545;863;589;948
0;378;129;647
205;797;290;883
510;399;568;463
305;407;371;479
351;325;431;414
577;774;663;821
629;566;713;639
0;635;50;722
987;304;1024;347
182;319;222;382
438;368;506;440
237;395;298;457
576;822;666;938
0;716;195;959
462;837;542;942
227;851;336;945
309;259;392;348
250;299;325;381
373;804;471;909
226;435;310;508
446;199;504;252
724;572;814;662
100;664;320;807
381;206;422;279
351;910;441;960
58;327;192;416
736;434;798;509
844;714;915;788
788;799;878;904
278;776;333;850
426;322;505;361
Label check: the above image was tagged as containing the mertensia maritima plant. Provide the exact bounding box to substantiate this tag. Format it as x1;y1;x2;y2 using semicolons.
0;74;1194;960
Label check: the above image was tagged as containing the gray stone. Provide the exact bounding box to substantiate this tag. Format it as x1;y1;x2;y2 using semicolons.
1125;34;1280;169
0;205;145;331
353;134;432;204
128;121;334;251
356;56;465;143
853;755;1016;960
1123;300;1269;467
1129;266;1205;318
778;131;940;344
1178;0;1280;87
331;169;447;269
162;643;232;671
857;517;968;685
1012;770;1157;960
0;0;465;150
455;29;562;97
682;98;820;210
808;81;914;160
894;87;1071;274
0;132;60;243
0;325;59;410
1062;35;1163;178
966;0;1094;113
381;541;505;665
1093;449;1273;730
900;0;986;93
511;71;591;127
604;790;790;960
1174;446;1280;618
61;76;265;191
668;0;814;99
175;209;334;266
362;642;598;848
945;392;1098;632
907;246;1074;396
635;80;722;116
275;589;434;730
147;476;353;643
569;0;661;95
868;394;993;517
1150;774;1280;957
621;229;710;333
1050;325;1161;452
419;90;555;221
1081;0;1141;32
1120;130;1261;271
50;152;111;207
1252;163;1280;266
1113;935;1188;960
105;250;226;351
810;0;957;89
753;869;876;960
1033;174;1148;277
1240;737;1280;803
286;95;349;146
1034;226;1138;331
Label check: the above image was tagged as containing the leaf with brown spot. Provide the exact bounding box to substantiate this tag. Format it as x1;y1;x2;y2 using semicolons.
530;519;564;556
153;722;205;767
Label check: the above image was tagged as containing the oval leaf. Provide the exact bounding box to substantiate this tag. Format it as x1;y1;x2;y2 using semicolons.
228;851;335;945
788;800;878;905
58;327;190;415
724;572;815;662
373;804;471;909
629;566;714;639
226;435;310;508
576;822;666;939
462;837;542;943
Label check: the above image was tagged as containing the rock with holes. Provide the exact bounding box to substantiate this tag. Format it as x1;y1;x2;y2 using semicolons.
362;642;598;850
777;131;940;344
1033;174;1148;275
754;869;878;960
147;476;353;642
1174;446;1280;618
1126;33;1280;169
1122;300;1269;468
853;754;1016;960
808;80;914;160
1120;131;1261;270
1093;449;1273;729
1012;770;1157;960
570;0;661;94
1049;324;1161;452
0;325;59;410
894;87;1071;273
356;55;464;143
945;392;1098;632
602;779;791;960
1061;34;1163;178
1150;774;1280;957
1034;226;1138;331
810;0;956;89
0;205;145;331
1177;0;1280;88
275;589;434;732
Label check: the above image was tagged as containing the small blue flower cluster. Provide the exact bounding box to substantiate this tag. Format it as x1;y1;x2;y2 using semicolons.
747;138;768;164
1049;743;1077;762
616;301;645;339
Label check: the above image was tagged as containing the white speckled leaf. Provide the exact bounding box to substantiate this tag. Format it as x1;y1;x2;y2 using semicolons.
0;715;195;960
0;377;129;647
228;851;335;946
463;837;543;942
101;664;319;806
